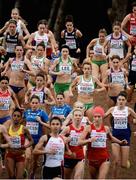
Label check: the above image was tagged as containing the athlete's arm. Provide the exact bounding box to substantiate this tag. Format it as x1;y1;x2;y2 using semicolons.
78;125;97;146
121;14;131;38
44;87;55;105
21;22;30;41
23;127;34;148
33;135;47;155
104;107;114;119
19;34;25;49
106;126;128;145
86;39;96;58
129;107;136;119
25;33;35;49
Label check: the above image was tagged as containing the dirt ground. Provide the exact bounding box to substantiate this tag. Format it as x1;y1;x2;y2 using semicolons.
1;89;136;179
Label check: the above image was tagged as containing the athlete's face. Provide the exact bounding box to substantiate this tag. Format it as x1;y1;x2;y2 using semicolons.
36;46;45;56
132;6;136;15
0;80;9;89
9;23;16;33
36;76;44;86
112;58;120;68
50;119;61;132
99;33;105;42
134;46;136;54
113;25;121;34
38;24;46;34
26;49;34;59
82;64;92;75
73;110;83;123
11;10;19;20
12;111;22;125
93;114;103;124
74;102;85;112
15;46;24;57
66;22;73;31
56;95;64;106
30;98;40;110
89;50;94;58
61;48;69;58
117;95;127;107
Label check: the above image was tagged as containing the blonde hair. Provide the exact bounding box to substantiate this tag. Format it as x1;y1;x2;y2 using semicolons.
11;8;28;25
73;101;85;110
98;28;107;36
72;108;84;116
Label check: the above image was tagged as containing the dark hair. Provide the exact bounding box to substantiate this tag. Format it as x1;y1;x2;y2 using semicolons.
37;19;48;27
56;93;65;98
37;42;45;50
15;44;24;49
50;116;62;126
36;73;45;79
131;2;136;8
12;107;23;116
60;44;70;51
82;62;92;67
30;95;40;102
117;91;127;99
112;20;121;28
65;15;74;23
9;19;17;26
111;55;121;61
0;76;9;82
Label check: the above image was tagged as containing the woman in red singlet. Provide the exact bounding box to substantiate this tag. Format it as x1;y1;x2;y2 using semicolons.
121;2;136;46
79;106;127;179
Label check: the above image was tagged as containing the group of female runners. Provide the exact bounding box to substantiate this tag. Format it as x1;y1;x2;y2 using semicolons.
0;3;136;179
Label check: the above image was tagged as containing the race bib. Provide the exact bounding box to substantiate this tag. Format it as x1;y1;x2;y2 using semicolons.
91;131;106;148
69;131;79;146
111;72;125;85
131;60;136;71
0;97;10;110
79;83;94;94
6;43;16;53
11;62;24;71
66;39;76;49
10;136;21;148
130;25;136;35
26;122;39;135
59;64;72;74
114;117;127;129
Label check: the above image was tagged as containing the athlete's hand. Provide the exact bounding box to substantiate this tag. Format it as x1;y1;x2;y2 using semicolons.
1;71;6;76
68;151;76;158
20;68;27;73
46;148;56;155
134;132;136;136
69;91;73;97
65;136;71;143
128;35;135;41
121;139;128;145
88;136;97;143
0;102;4;106
21;145;26;150
58;71;65;76
18;105;25;111
24;100;29;105
36;116;42;123
76;48;81;53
